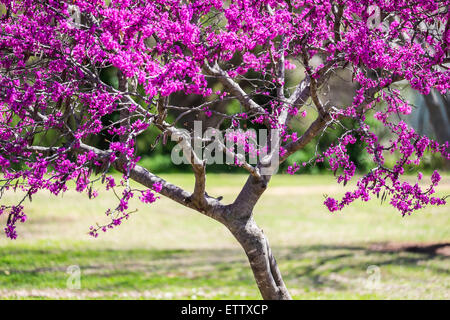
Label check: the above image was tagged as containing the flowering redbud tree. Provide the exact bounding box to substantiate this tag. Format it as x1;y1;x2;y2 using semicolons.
1;0;449;300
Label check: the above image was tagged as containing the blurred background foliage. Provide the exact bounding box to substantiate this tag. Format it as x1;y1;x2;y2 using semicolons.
119;60;449;175
30;61;450;175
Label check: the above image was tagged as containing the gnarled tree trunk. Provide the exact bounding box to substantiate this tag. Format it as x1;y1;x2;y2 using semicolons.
226;217;292;300
110;149;292;300
218;175;292;300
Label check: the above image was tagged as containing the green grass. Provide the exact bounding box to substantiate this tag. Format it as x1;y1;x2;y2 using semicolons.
0;174;449;299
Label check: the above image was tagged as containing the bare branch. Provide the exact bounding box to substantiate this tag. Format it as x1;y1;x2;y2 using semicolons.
203;61;265;115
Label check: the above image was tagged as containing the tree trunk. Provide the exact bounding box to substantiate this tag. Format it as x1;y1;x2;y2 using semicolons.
423;91;450;169
226;217;292;300
116;158;291;299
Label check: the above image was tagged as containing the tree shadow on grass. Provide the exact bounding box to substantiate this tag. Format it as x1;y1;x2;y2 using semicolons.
0;242;448;294
275;243;449;291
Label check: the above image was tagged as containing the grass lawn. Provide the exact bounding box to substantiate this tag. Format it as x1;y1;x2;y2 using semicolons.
0;173;449;299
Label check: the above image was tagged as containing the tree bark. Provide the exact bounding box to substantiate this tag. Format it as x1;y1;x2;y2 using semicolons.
423;91;450;169
226;217;292;300
95;147;292;300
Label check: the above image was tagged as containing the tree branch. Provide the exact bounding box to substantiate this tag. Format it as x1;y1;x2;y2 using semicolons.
203;61;266;115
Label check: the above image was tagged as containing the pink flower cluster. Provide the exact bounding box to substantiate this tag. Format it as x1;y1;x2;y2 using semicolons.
0;0;448;238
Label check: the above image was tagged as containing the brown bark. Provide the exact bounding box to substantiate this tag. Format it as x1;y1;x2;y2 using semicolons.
114;155;292;299
226;217;292;300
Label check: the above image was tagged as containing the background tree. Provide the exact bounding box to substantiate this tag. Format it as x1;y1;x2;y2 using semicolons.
406;89;450;169
0;0;449;300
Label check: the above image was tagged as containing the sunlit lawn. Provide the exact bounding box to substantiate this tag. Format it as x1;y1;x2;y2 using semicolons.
0;173;449;299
